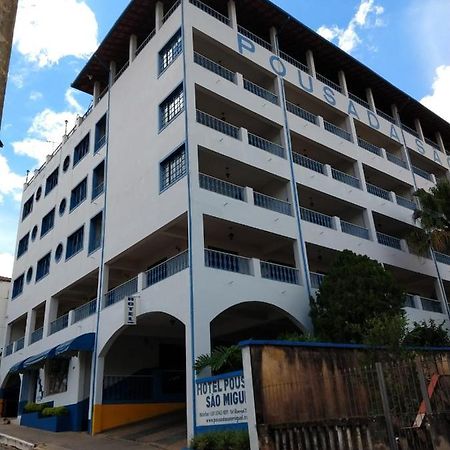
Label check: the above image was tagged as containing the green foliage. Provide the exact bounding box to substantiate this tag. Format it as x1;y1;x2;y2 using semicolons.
310;250;405;344
194;345;242;375
404;320;450;347
190;430;249;450
24;402;50;413
363;313;408;350
41;406;69;417
408;180;450;255
277;331;319;342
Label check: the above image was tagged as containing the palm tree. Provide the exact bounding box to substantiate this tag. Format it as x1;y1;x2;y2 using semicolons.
194;345;242;375
408;180;450;255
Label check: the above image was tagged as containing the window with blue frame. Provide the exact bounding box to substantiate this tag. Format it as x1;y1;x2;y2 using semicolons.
22;195;34;220
12;274;24;298
159;29;182;74
36;252;51;282
70;177;87;211
160;145;186;191
73;134;90;166
95;115;107;152
92;161;105;200
17;233;30;258
66;226;84;259
41;208;55;237
45;168;59;196
159;85;184;130
89;212;103;253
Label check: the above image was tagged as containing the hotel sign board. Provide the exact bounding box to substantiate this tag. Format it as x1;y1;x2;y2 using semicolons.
124;296;137;325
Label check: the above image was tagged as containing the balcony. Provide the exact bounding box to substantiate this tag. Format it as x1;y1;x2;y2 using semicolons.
376;232;402;250
396;195;416;211
248;133;285;158
310;272;325;289
286;101;318;125
357;137;382;156
435;252;450;266
199;173;245;201
30;327;44;344
376;109;395;124
300;207;334;229
237;25;272;51
144;251;189;288
15;337;24;352
331;168;361;189
4;342;13;356
194;52;236;83
386;152;408;169
349;92;370;110
205;248;251;275
316;73;342;93
260;261;299;285
49;314;69;335
73;299;97;324
341;221;370;240
196;110;240;139
420;297;443;314
243;79;278;105
292;153;325;175
412;165;432;181
366;183;391;201
279;51;309;74
323;121;352;142
104;277;138;308
189;0;230;25
254;192;292;216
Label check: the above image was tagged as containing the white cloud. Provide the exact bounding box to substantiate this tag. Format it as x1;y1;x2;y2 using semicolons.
420;65;450;123
0;253;14;278
317;0;384;54
0;155;24;204
13;0;98;67
29;91;43;101
65;88;83;114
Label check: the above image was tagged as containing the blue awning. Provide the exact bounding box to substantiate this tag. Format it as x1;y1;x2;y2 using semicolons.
54;333;95;357
22;347;56;370
9;359;26;373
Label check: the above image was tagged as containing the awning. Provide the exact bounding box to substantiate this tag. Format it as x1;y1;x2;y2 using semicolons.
22;347;57;370
9;359;26;374
54;333;95;357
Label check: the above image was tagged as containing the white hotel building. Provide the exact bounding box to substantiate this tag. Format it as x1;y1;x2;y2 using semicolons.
2;0;450;437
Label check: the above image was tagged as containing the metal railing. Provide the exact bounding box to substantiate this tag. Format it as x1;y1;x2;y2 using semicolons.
349;92;370;109
386;152;407;168
366;183;391;201
104;277;138;308
95;134;107;152
15;337;25;352
30;327;44;344
4;342;13;356
435;251;450;266
376;109;395;124
73;299;97;324
377;232;401;250
331;168;360;189
260;261;299;285
114;61;129;82
286;101;318;125
324;121;352;142
316;73;342;92
404;294;415;308
199;173;244;200
300;207;333;229
254;192;292;216
425;137;440;150
248;133;285;158
144;251;189;288
412;165;432;181
103;375;155;403
162;0;181;23
279;51;309;73
401;123;419;138
136;29;156;56
92;182;104;200
194;52;236;82
243;79;278;105
237;25;272;50
49;314;69;335
189;0;230;24
204;249;251;275
357;137;381;156
420;297;443;314
341;221;370;240
292;153;325;174
310;272;325;289
196;110;240;139
396;195;416;210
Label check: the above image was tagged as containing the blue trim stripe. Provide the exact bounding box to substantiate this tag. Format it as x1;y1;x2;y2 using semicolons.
196;370;243;384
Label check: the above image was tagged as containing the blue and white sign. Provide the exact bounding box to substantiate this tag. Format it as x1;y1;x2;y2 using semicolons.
196;371;247;431
124;296;136;325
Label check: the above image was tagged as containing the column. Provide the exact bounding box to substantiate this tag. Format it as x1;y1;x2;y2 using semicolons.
90;355;105;434
155;1;164;31
109;61;116;84
306;50;316;78
24;309;35;345
434;278;449;319
338;70;348;96
43;297;58;337
414;118;425;142
366;88;376;112
391;104;401;126
129;34;137;64
227;0;237;30
436;132;446;154
93;81;101;106
362;209;377;242
269;26;277;52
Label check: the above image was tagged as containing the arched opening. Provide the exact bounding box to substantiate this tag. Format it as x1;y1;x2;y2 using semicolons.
211;302;304;347
98;312;186;433
2;373;20;418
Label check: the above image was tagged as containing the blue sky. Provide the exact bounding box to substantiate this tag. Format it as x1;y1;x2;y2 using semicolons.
0;0;449;277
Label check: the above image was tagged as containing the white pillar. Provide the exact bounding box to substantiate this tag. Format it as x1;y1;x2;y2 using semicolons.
391;104;401;126
362;209;377;241
129;34;137;64
436;132;446;154
155;1;164;31
24;309;35;345
306;50;316;78
93;81;101;106
414;118;425;142
338;70;348;96
109;61;116;84
43;297;58;337
269;26;277;51
227;0;237;29
354;160;367;192
366;88;376;112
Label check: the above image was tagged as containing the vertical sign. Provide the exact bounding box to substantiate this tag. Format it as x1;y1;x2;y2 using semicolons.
124;296;136;325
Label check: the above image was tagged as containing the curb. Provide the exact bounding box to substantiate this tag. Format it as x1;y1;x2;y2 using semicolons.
0;433;36;449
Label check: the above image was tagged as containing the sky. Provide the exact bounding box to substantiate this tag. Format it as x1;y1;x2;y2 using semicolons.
0;0;450;278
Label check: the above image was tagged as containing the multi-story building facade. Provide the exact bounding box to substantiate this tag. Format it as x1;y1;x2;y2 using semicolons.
0;276;10;355
1;0;450;438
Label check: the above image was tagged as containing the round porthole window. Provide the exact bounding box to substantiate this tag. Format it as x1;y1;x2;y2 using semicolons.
55;243;63;262
26;267;33;283
59;198;67;216
36;186;42;201
31;225;38;241
63;155;70;172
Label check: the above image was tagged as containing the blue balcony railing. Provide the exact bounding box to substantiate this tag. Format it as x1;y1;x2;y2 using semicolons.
435;251;450;266
386;152;407;169
300;207;333;229
92;182;104;200
30;327;44;344
425;137;440;150
316;73;342;93
248;133;285;158
341;221;370;240
292;153;325;174
243;79;278;105
310;272;325;289
377;232;402;250
15;337;25;352
104;277;138;308
194;52;236;83
199;173;245;201
324;121;352;142
189;0;230;25
376;109;395;124
4;342;13;356
49;314;69;335
204;249;251;275
286;101;318;125
95;135;107;152
421;297;443;314
331;168;361;189
73;299;97;324
349;92;370;109
401;123;419;139
144;251;189;288
412;165;432;181
357;137;381;156
196;110;240;139
254;192;292;216
366;183;391;201
396;195;416;210
279;51;309;73
237;25;272;50
260;261;299;285
404;294;415;308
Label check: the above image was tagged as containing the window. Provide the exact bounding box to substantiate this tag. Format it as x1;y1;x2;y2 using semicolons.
12;274;24;298
70;178;87;211
160;145;186;191
66;226;84;259
73;134;90;166
45;168;59;196
159;30;182;74
22;195;34;220
89;212;103;253
36;252;51;281
92;161;105;200
159;85;184;130
26;267;33;284
31;225;38;241
55;243;63;262
59;198;67;216
95;115;107;152
46;359;69;395
41;208;55;237
36;186;42;201
63;155;70;172
17;233;30;258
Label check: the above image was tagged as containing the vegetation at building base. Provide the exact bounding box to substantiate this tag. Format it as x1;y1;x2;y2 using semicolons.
194;345;242;375
24;402;51;413
190;430;249;450
41;406;68;417
404;319;450;347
